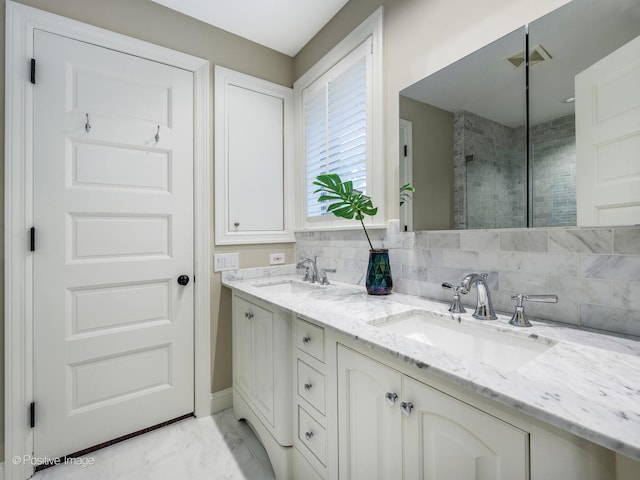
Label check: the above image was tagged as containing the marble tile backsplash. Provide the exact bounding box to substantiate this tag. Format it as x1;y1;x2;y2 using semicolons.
295;221;640;337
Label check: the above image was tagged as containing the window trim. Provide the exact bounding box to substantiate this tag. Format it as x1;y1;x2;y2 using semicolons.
294;6;384;231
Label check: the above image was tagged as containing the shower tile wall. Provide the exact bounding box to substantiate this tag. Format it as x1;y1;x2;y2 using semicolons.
454;111;577;229
295;222;640;337
454;110;526;230
530;114;576;227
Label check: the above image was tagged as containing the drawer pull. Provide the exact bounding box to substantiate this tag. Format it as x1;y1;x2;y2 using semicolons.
400;401;413;416
305;431;314;441
244;312;254;319
304;383;313;391
302;335;311;344
385;392;398;406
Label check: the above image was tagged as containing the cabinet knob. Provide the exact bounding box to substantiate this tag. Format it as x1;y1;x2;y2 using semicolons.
385;392;398;406
302;335;311;344
400;401;413;416
305;431;314;441
244;312;254;319
304;383;312;391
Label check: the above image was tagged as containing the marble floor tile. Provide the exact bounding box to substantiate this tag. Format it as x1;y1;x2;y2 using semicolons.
31;409;275;480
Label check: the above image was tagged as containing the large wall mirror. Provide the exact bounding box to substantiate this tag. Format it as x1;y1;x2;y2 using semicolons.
399;0;640;231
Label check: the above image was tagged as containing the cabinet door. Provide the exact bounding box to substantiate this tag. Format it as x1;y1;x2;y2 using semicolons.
233;293;292;446
214;66;295;244
232;295;253;399
250;301;275;426
232;295;275;426
337;346;403;480
403;376;528;480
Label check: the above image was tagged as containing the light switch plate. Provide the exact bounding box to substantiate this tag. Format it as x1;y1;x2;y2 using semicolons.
270;253;285;265
214;252;239;271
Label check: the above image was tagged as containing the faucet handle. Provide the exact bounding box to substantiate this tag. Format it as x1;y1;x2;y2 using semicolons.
442;282;469;294
442;283;468;313
509;293;558;327
511;293;558;305
320;268;337;285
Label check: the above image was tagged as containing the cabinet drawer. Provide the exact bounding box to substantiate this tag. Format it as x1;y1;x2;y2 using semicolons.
296;318;324;362
297;359;326;415
298;406;326;465
293;447;323;480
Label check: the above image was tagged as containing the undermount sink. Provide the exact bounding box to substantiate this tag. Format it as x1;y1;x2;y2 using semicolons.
370;310;555;371
252;279;326;295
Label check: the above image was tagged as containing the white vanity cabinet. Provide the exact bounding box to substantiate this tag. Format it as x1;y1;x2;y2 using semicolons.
337;345;528;480
232;292;293;478
228;284;639;480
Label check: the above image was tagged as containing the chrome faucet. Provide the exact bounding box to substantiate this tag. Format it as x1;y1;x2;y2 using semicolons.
297;257;320;283
460;273;497;320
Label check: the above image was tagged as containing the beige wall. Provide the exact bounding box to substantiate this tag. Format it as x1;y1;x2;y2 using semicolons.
295;0;571;220
1;0;296;460
399;95;453;230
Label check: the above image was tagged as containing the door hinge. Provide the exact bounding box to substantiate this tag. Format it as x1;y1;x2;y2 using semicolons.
404;145;408;157
30;402;35;428
30;227;35;252
30;58;36;84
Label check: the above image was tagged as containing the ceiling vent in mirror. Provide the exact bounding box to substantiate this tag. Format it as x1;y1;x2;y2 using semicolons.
504;45;552;68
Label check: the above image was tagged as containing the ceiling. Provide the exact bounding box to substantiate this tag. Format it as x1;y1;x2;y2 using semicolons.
401;0;640;128
150;0;349;56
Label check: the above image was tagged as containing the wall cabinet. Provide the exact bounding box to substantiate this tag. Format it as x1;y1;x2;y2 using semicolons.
214;66;295;245
337;344;528;480
232;293;292;478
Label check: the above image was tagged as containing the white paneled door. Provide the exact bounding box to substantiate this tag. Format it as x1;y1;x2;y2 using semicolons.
33;30;194;459
575;34;640;225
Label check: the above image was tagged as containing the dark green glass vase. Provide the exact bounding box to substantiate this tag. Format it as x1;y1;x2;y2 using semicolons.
366;249;393;295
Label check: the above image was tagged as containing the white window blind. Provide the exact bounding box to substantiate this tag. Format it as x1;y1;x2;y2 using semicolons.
304;38;372;218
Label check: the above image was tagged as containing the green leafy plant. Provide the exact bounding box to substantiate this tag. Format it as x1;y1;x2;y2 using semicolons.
313;173;378;250
399;183;415;206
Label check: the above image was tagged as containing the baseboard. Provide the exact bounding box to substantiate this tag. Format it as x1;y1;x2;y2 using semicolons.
210;387;233;414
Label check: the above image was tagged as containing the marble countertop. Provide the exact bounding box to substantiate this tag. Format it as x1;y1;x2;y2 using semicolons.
222;265;640;462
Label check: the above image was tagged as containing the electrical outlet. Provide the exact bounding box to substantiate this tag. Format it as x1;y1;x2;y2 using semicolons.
214;252;239;271
270;253;285;265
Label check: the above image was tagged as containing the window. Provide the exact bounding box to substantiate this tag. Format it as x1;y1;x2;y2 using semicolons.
294;7;384;229
304;42;371;218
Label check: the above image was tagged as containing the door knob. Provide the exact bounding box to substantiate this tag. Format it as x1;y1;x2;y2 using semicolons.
177;275;190;286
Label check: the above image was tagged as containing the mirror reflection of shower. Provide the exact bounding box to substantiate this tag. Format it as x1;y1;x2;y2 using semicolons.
529;115;576;227
460;110;526;230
